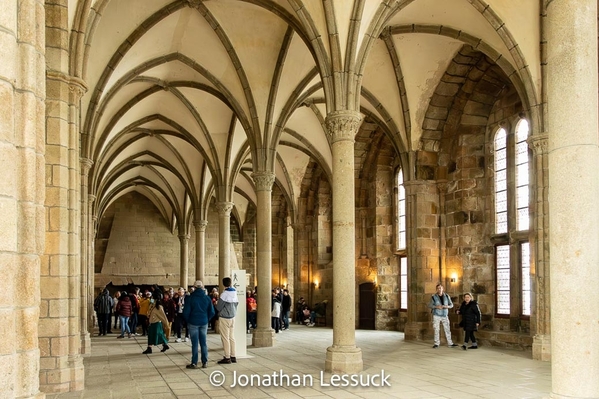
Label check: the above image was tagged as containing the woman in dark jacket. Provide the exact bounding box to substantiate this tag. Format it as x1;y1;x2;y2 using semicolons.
456;292;481;350
115;293;132;338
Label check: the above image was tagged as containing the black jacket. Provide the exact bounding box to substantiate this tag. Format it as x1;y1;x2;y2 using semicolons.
458;300;481;331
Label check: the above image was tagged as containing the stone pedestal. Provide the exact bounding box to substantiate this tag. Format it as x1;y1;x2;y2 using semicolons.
252;328;274;347
325;346;363;374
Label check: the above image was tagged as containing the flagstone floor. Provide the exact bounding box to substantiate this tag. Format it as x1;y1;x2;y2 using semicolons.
46;326;551;398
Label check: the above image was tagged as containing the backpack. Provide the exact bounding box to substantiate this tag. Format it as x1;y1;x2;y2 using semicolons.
249;301;257;312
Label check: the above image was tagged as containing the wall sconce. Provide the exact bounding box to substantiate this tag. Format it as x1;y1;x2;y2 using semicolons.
450;273;457;283
313;280;319;289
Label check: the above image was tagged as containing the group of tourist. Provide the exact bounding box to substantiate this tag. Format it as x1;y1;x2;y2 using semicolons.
95;279;239;369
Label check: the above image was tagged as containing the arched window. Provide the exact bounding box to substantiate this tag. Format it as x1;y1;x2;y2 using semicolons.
396;168;407;310
493;120;531;317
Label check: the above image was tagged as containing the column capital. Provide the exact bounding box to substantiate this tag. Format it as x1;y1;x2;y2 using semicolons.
178;234;191;241
325;110;362;143
193;220;208;231
216;201;234;216
88;194;96;203
436;179;449;194
80;158;93;174
252;172;275;191
528;133;548;155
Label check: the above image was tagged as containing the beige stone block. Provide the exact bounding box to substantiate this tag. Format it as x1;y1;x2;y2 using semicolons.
0;197;17;252
16;254;40;306
16;44;38;93
17;201;37;253
39;356;56;371
46;116;69;146
48;299;69;318
48;206;69;231
45;232;68;255
0;308;16;352
40;276;69;299
15;89;38;151
0;354;16;397
50;336;69;357
16;307;39;351
0;33;16;85
45;144;68;169
0;82;15;145
38;317;68;338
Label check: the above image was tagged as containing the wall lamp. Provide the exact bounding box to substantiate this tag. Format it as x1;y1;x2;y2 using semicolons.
450;273;458;283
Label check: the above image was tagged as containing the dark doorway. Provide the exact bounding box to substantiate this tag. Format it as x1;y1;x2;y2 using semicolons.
359;282;376;330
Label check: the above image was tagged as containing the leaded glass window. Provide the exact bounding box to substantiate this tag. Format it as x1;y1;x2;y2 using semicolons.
397;170;406;250
400;257;408;310
496;245;510;315
494;128;508;234
521;242;531;316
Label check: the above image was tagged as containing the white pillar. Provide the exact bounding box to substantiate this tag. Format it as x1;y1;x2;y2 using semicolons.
216;202;233;290
251;172;275;347
547;1;599;397
179;234;190;288
194;220;207;282
324;110;363;373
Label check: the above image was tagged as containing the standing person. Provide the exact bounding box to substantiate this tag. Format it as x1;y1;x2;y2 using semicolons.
281;289;291;330
112;291;121;332
215;277;238;364
162;291;176;340
173;287;189;342
182;281;215;369
128;288;140;336
115;292;132;338
246;292;257;332
296;297;306;324
456;292;482;350
138;291;152;336
271;290;282;333
428;283;459;348
142;292;170;354
94;288;113;336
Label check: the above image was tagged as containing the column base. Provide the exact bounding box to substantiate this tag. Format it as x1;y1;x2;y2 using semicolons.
404;321;429;341
252;328;274;347
80;332;91;355
324;345;363;373
532;334;551;361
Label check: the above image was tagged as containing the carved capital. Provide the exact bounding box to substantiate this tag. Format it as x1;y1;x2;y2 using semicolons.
216;201;234;216
325;110;362;143
252;172;275;191
88;194;97;203
528;133;548;155
436;179;449;194
193;220;208;232
80;158;93;174
178;234;191;241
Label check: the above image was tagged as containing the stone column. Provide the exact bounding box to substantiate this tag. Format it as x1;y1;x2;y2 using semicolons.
251;172;276;347
0;1;46;397
324;110;363;373
529;134;551;361
286;218;294;295
194;220;208;282
403;179;442;341
88;210;96;333
79;162;93;359
179;234;190;288
547;2;599;397
216;202;234;290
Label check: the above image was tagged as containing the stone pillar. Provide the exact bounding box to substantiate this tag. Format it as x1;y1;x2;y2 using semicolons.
0;1;46;397
216;202;234;290
324;110;363;373
286;218;294;296
403;180;442;341
179;234;190;288
88;211;96;333
194;220;208;282
547;1;599;397
529;134;551;361
79;160;92;356
251;172;276;347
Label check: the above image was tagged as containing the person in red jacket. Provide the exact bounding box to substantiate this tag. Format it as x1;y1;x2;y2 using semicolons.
115;292;132;338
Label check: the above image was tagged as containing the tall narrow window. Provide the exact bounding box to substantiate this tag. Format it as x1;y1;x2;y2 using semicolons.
521;242;531;316
496;245;510;315
400;257;408;310
515;120;530;231
397;169;406;250
494;128;508;234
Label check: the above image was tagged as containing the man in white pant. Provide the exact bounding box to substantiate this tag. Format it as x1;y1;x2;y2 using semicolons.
215;277;239;364
428;284;459;349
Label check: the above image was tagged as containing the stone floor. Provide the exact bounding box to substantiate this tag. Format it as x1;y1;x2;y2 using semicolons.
47;326;551;398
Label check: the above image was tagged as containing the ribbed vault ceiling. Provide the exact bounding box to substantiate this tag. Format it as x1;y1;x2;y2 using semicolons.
75;0;540;233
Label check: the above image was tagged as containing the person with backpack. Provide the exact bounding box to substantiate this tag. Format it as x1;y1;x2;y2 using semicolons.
428;283;459;349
